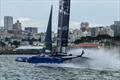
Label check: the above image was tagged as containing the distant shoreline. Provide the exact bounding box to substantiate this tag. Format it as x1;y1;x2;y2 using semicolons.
0;51;40;55
0;43;120;55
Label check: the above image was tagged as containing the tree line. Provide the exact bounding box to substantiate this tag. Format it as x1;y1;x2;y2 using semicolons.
74;35;120;44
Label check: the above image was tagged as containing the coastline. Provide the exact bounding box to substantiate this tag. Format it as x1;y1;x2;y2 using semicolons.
0;46;119;55
0;51;40;55
0;41;120;55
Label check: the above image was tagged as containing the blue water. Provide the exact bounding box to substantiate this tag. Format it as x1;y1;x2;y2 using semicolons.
0;48;120;80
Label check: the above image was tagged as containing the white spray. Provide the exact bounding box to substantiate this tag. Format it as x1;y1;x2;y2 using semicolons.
67;48;120;70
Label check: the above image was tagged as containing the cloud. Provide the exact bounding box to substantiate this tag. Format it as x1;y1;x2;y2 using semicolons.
89;23;103;27
17;17;31;22
69;21;107;28
69;21;80;29
89;23;111;27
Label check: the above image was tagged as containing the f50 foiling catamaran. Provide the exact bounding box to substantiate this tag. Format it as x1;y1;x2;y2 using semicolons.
15;0;84;64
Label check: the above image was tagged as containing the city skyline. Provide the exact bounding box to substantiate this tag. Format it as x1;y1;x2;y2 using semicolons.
0;0;120;32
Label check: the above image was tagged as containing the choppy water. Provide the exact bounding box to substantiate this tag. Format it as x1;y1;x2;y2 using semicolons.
0;48;120;80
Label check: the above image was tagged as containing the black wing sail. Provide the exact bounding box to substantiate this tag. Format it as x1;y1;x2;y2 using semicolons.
57;0;71;54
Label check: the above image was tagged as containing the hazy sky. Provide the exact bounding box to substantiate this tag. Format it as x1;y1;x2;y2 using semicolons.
0;0;120;32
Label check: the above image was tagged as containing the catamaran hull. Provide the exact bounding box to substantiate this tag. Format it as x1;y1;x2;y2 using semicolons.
15;54;84;64
15;56;64;64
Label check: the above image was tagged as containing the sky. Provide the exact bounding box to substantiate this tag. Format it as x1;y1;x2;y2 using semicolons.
0;0;120;32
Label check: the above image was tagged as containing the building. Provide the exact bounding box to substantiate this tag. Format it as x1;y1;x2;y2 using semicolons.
114;21;120;25
12;20;22;39
0;31;14;40
82;30;91;37
110;21;120;37
69;29;82;42
0;26;15;40
98;26;114;37
21;31;30;40
4;16;13;31
91;26;114;37
91;27;104;37
13;20;22;33
0;27;4;40
80;22;89;32
25;27;38;34
91;27;97;37
40;32;46;42
0;27;4;32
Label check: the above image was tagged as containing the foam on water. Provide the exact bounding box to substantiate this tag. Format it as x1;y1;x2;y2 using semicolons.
68;48;120;70
35;63;80;69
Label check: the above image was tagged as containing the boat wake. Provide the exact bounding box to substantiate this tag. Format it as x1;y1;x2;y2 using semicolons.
34;63;81;69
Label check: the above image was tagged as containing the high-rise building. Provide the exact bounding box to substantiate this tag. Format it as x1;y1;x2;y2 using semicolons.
80;22;89;32
114;21;120;26
110;21;120;37
25;27;38;34
4;16;13;31
13;20;22;33
12;20;22;39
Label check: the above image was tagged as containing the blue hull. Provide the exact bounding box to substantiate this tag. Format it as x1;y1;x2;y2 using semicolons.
15;51;84;64
15;56;64;64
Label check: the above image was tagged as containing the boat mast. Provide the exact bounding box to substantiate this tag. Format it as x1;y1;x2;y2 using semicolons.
44;5;53;53
57;0;71;54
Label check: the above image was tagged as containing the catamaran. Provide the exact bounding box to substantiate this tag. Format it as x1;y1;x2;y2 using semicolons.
15;0;84;64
